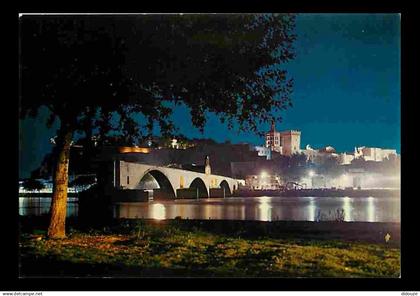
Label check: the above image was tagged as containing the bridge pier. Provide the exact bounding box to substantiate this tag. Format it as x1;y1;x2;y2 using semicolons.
152;188;175;200
209;188;225;198
176;188;199;199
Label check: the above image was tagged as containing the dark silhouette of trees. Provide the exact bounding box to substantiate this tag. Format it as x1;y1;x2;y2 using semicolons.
20;14;296;238
348;154;400;176
316;155;343;177
32;138;99;180
350;156;366;168
281;153;309;181
21;179;45;192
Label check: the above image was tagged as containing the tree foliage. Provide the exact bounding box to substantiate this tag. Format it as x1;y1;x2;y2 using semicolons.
20;14;296;237
316;155;343;177
20;14;296;140
276;153;309;182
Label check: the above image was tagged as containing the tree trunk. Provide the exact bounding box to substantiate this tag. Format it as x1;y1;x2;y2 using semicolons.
47;125;73;239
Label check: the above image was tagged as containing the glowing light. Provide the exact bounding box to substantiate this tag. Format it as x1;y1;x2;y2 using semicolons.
260;171;268;179
367;196;375;222
342;196;351;221
118;146;150;154
308;198;316;221
308;170;315;177
259;203;271;221
150;203;166;220
258;196;272;221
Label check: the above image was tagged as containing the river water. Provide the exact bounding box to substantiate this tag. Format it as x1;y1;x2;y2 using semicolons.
19;196;400;222
19;197;79;217
114;196;400;222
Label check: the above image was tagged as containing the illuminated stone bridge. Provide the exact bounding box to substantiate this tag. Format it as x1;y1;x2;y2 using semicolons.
112;160;243;199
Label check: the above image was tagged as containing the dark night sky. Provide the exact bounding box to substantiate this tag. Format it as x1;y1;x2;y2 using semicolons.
19;13;401;178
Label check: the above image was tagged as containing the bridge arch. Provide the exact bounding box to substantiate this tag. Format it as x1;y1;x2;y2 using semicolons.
138;169;176;199
219;180;232;197
189;177;209;198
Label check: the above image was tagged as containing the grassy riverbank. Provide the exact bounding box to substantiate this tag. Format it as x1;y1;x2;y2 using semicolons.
19;218;400;278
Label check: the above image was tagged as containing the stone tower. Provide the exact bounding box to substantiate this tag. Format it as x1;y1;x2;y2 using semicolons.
270;120;276;133
204;155;211;175
280;130;301;156
265;120;282;153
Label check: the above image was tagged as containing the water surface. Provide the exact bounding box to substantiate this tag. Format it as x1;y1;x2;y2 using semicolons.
19;197;78;217
113;196;400;222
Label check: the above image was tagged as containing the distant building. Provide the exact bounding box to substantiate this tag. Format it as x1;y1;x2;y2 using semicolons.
280;130;301;156
318;146;337;154
245;173;283;190
265;121;282;153
354;146;397;162
265;121;301;156
171;138;180;149
301;145;340;164
139;136;196;150
254;146;272;160
18;178;54;193
301;145;318;162
118;146;151;154
339;152;355;165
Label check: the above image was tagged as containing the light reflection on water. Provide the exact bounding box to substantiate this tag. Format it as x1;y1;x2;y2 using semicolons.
18;196;399;222
113;196;400;222
258;196;272;221
367;196;375;222
343;196;352;221
19;197;78;217
150;203;166;220
307;197;315;221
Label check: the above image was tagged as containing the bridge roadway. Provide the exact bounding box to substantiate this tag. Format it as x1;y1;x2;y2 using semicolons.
114;160;243;199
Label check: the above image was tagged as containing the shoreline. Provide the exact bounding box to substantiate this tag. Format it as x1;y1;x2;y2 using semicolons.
233;188;400;198
19;216;401;247
19;192;79;197
19;188;400;199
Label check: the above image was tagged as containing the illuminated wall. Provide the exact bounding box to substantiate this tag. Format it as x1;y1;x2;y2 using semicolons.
280;130;301;156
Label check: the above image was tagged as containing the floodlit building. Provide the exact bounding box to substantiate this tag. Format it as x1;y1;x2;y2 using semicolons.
301;145;317;162
301;145;340;164
339;152;355;165
254;146;272;160
245;173;283;190
354;147;397;162
171;138;180;149
318;146;337;154
265;121;301;156
280;130;301;156
265;121;282;153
